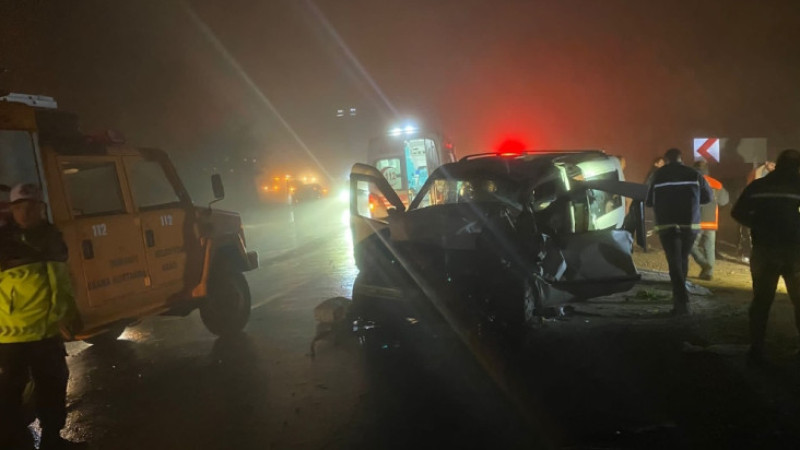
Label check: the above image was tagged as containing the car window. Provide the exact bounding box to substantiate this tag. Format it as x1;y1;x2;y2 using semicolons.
126;159;181;210
416;179;457;208
586;171;623;228
0;130;40;190
354;180;393;220
415;177;519;209
404;138;434;194
375;158;403;190
62;160;126;217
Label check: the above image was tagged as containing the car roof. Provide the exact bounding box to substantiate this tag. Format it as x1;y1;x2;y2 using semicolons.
432;150;609;182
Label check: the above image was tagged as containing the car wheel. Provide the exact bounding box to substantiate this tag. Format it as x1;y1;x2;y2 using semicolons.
200;263;251;337
496;277;542;332
83;322;127;345
522;279;538;325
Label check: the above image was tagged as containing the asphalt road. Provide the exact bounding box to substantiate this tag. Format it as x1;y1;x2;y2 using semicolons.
54;198;800;450
59;199;533;449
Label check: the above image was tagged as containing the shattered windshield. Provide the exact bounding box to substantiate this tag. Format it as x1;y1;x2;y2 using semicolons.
414;176;520;210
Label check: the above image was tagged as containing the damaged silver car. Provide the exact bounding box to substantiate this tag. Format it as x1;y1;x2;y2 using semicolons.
349;150;647;333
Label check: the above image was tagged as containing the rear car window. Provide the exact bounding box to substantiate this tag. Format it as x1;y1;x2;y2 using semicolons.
375;158;403;190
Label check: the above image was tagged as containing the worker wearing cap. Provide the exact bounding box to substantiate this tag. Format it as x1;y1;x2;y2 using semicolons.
0;183;82;449
690;161;730;280
732;149;800;367
646;148;713;315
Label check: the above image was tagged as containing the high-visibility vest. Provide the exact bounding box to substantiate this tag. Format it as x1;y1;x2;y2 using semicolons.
0;261;77;343
700;175;722;230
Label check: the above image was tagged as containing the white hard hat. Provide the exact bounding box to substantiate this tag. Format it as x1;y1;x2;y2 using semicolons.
9;183;42;204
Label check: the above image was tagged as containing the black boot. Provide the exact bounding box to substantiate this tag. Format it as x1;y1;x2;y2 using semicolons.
746;346;769;368
670;301;691;316
1;428;35;450
39;433;87;450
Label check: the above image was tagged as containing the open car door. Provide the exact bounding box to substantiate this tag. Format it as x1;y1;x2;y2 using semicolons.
545;180;648;301
349;163;405;271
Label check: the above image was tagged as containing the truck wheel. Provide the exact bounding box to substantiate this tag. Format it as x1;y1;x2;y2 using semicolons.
84;322;127;346
200;266;251;337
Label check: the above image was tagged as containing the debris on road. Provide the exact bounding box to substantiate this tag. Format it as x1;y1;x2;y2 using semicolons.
310;297;352;357
627;289;671;302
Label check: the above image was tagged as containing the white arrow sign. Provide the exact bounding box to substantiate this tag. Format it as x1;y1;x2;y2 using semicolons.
693;138;720;162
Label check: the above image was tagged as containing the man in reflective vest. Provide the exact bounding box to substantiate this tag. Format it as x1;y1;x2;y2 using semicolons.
646;148;713;315
732;149;800;367
690;161;730;280
0;184;82;450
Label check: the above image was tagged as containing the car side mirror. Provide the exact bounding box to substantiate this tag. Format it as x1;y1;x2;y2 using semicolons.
211;174;225;200
207;174;225;211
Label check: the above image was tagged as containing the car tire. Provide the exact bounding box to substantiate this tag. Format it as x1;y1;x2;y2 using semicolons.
83;322;127;345
200;263;251;337
522;279;539;325
495;277;542;333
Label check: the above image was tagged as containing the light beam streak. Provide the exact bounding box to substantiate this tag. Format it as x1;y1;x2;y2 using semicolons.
182;2;334;182
302;0;399;119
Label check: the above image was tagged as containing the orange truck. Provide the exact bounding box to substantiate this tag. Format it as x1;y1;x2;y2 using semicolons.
0;93;258;343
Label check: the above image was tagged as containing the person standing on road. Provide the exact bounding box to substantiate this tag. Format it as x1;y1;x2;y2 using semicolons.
731;149;800;367
738;160;776;263
623;156;666;249
645;156;666;186
690;161;730;280
0;183;83;450
646;148;713;315
746;160;775;185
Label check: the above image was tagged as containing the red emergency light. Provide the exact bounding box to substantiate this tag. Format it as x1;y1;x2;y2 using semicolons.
495;139;526;155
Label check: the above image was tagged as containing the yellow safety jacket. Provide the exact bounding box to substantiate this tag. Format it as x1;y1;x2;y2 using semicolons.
0;261;78;343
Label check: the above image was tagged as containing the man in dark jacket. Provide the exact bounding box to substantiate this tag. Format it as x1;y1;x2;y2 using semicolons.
646;148;713;315
731;149;800;367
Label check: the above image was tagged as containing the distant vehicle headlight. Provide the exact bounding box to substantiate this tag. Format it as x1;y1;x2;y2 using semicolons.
338;189;349;203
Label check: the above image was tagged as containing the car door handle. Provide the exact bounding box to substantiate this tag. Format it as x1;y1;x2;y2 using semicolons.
145;230;155;248
82;240;94;260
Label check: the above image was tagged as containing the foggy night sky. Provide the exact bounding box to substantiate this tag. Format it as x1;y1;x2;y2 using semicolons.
1;0;799;187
